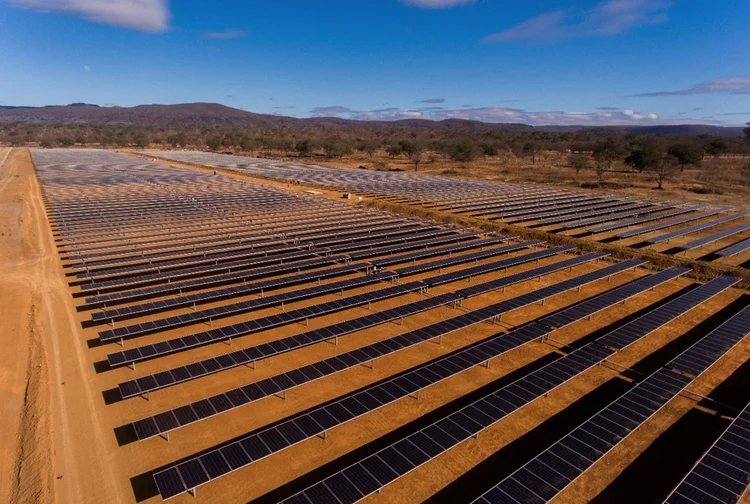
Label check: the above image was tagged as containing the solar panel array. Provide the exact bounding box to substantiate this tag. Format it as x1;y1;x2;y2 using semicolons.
646;210;750;245
142;151;750;264
280;276;738;504
664;399;750;504
717;237;750;257
136;262;680;445
153;262;686;500
677;222;750;252
116;250;605;398
29;148;749;504
472;292;748;504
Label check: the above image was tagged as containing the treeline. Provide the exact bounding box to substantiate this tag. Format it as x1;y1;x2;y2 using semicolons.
1;123;749;166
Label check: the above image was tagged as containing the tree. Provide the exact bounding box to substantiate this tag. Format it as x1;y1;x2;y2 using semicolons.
356;140;379;157
568;153;587;175
295;139;313;156
133;133;150;149
449;142;478;163
479;143;498;158
624;141;662;173
648;154;681;190
410;148;424;171
744;122;750;145
595;157;607;183
206;135;223;151
668;142;702;171
322;138;352;158
239;137;257;152
386;144;403;158
592;137;626;170
521;142;538;165
167;132;187;148
706;138;729;158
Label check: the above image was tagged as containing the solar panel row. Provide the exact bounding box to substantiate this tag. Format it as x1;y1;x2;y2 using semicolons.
473;291;748;504
134;259;674;444
84;254;347;304
717;237;750;257
677;222;750;251
103;243;560;351
75;225;448;283
664;398;750;504
647;210;750;245
278;276;738;504
617;209;727;240
585;205;707;235
98;271;397;340
115;251;606;397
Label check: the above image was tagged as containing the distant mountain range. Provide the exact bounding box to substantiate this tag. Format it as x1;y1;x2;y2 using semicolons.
0;102;744;138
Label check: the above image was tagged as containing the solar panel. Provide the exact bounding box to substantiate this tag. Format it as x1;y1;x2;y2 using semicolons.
617;209;727;239
106;245;570;362
393;240;535;277
597;276;739;350
274;338;619;504
646;211;750;245
140;261;673;443
540;202;654;226
106;278;425;359
89;263;363;322
667;303;750;377
677;222;750;251
97;271;396;340
472;294;747;504
115;251;610;396
510;198;635;223
77;226;452;287
561;204;669;230
717;237;750;257
585;205;706;234
538;265;687;330
364;235;506;265
664;398;750;504
151;259;658;500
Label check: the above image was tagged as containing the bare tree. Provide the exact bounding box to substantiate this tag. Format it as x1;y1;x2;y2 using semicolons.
410;149;423;171
569;152;587;175
648;154;681;190
594;158;607;183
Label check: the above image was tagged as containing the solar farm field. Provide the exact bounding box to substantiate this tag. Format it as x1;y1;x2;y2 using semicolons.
2;147;748;504
143;151;750;269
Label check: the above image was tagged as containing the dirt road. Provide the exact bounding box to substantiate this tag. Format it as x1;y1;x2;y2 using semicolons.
0;148;121;504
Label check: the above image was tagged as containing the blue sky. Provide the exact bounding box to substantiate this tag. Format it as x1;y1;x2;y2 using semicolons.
1;0;749;126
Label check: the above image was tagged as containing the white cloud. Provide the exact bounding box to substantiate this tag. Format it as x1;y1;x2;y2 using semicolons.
8;0;169;32
485;0;671;42
632;76;750;97
308;104;688;126
202;29;248;39
83;65;90;71
400;0;475;8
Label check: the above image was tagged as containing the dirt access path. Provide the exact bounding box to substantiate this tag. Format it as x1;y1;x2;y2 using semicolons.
0;148;121;504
